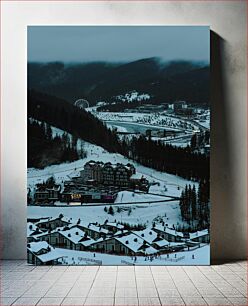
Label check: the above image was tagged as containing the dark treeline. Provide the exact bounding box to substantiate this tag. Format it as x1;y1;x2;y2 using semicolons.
126;136;209;181
28;119;85;168
28;90;122;154
179;181;210;229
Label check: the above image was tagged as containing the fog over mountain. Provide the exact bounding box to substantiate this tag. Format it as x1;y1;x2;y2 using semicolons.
28;58;209;106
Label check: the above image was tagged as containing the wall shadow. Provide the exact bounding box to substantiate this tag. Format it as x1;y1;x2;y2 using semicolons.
210;31;242;263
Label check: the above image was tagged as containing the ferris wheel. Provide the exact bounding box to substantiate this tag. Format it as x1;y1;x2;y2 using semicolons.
74;99;90;109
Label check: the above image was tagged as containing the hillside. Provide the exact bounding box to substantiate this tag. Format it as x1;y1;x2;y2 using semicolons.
28;90;209;182
28;90;122;154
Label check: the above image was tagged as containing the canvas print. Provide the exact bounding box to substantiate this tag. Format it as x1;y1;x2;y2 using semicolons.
27;26;210;265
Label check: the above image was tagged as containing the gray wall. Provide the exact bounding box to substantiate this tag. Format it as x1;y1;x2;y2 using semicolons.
1;1;247;261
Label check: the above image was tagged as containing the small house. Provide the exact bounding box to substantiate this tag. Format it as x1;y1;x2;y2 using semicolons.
27;241;63;265
189;229;210;243
78;223;109;240
153;225;184;242
35;216;71;231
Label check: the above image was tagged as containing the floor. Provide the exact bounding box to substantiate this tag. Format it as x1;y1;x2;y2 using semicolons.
0;260;247;306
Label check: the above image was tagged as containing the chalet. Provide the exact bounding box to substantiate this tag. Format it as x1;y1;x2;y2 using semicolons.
35;216;71;231
189;229;210;243
34;185;60;203
132;228;170;252
27;241;63;265
77;223;109;240
58;226;95;250
101;222;125;234
132;228;159;245
90;233;157;256
153;225;184;242
34;228;67;248
114;233;158;255
130;174;149;192
35;226;95;251
152;239;170;251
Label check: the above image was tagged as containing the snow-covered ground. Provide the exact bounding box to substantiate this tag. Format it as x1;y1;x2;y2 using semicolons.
28;134;194;196
89;111;203;132
28;117;198;223
28;199;184;229
53;244;210;265
87;110;209;148
28;122;198;231
27;120;210;265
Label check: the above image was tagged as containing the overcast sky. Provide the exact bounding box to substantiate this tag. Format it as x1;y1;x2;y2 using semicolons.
28;26;209;63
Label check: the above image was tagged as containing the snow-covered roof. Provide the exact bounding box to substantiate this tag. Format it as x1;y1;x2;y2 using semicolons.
33;225;96;246
144;246;158;255
59;226;87;244
27;241;50;253
33;226;66;239
89;237;105;246
154;224;184;237
35;216;70;225
132;228;158;244
189;229;209;240
106;222;124;230
89;224;109;234
27;241;63;263
153;240;169;248
79;223;109;234
37;250;63;263
115;233;157;254
113;230;128;237
79;237;96;247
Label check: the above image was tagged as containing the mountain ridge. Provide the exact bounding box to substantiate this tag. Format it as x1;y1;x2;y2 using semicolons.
28;58;209;106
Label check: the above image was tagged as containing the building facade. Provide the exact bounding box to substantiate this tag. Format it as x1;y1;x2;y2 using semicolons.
80;161;136;187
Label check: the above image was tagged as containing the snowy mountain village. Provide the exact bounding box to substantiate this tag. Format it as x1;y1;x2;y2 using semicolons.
28;59;210;265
